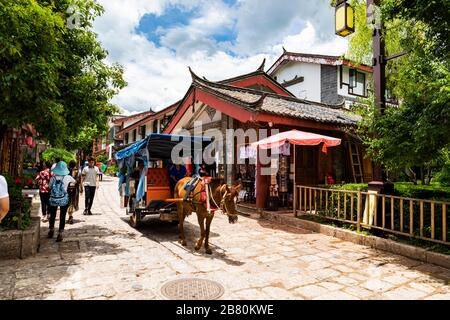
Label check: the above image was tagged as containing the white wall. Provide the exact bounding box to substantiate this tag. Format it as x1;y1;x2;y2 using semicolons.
273;62;321;102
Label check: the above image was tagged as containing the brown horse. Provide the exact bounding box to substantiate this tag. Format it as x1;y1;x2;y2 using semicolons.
174;177;241;254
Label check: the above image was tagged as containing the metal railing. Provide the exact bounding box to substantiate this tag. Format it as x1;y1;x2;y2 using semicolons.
295;185;449;246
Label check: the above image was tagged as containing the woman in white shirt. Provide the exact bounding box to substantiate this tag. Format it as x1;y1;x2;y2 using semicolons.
0;175;9;223
48;162;76;242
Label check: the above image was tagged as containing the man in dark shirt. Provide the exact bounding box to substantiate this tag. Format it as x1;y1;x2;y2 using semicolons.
169;164;187;191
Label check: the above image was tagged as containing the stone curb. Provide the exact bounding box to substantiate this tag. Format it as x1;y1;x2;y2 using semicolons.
0;217;40;260
260;211;450;270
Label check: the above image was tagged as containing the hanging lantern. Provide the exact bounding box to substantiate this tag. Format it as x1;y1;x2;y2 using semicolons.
335;0;355;37
25;136;33;146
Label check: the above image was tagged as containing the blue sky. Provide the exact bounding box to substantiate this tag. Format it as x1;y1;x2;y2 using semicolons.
93;0;348;113
137;4;238;49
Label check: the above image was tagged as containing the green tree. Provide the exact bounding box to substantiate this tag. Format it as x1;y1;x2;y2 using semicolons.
348;0;450;184
42;148;75;164
0;0;126;151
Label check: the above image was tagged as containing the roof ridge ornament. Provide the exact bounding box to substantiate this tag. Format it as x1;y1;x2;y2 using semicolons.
253;92;267;109
282;46;287;53
257;58;266;72
188;66;201;82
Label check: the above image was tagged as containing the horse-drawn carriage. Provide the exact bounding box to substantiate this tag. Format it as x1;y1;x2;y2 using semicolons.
116;133;241;254
115;133;212;228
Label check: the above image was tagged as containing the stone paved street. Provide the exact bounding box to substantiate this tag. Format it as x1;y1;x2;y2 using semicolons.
1;177;449;300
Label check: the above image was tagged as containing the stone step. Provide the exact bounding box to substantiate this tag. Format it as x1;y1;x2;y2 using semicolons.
236;204;259;218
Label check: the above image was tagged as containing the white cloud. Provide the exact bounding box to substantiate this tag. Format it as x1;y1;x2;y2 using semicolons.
93;0;348;113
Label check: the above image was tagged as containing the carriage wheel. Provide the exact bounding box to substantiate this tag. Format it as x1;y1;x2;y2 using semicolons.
128;198;142;228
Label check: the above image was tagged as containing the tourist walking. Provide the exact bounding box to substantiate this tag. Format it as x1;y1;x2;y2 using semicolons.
35;161;53;222
0;175;10;223
67;160;81;224
48;161;76;242
81;157;99;215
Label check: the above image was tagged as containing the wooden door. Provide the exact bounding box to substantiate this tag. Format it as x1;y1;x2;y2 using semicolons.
295;146;318;186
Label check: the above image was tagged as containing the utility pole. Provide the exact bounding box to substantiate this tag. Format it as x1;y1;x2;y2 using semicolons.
366;0;386;186
366;0;396;195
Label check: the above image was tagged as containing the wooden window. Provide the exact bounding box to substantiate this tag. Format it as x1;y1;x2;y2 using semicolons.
153;120;158;134
141;125;146;138
125;133;129;145
132;129;137;142
349;69;356;88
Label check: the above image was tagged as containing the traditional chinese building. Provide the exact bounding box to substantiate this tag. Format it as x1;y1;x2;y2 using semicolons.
163;61;374;209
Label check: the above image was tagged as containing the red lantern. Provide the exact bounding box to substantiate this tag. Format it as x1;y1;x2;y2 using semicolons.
25;136;33;146
15;178;22;184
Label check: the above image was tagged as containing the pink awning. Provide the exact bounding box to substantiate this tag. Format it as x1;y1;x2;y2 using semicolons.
252;130;341;153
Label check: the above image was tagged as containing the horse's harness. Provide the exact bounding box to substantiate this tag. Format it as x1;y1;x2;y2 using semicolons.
185;178;237;219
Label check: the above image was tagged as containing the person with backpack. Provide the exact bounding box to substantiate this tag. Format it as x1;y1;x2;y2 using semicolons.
48;161;76;242
35;161;53;222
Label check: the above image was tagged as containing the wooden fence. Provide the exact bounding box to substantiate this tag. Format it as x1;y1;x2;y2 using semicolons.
295;185;449;246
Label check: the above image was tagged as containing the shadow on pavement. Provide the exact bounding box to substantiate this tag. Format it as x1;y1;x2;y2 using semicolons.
0;224;132;300
119;216;245;267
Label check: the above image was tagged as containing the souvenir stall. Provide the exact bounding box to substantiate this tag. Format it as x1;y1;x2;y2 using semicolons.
252;130;341;212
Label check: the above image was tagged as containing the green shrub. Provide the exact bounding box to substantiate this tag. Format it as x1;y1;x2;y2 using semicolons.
106;164;119;176
96;154;108;163
330;183;368;192
42;148;75;164
327;182;450;201
394;182;450;201
435;165;450;187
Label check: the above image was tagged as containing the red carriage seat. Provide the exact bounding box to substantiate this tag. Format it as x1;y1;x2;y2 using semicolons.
146;168;172;203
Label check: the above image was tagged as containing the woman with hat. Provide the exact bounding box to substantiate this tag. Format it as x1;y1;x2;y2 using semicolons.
48;161;76;242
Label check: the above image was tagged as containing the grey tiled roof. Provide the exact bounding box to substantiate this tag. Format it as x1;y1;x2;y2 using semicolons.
192;73;360;126
260;96;361;125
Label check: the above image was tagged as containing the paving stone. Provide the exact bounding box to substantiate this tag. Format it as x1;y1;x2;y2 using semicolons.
333;265;355;273
334;276;360;286
306;260;333;271
408;282;439;294
318;281;345;291
343;286;374;299
294;285;329;299
424;293;450;300
348;273;369;282
255;254;285;263
383;275;409;285
43;290;72;300
382;287;428;300
314;291;359;300
71;285;117;300
261;287;296;300
235;288;272;300
362;279;396;292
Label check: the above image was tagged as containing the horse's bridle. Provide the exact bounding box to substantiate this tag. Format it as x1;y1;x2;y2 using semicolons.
209;184;238;219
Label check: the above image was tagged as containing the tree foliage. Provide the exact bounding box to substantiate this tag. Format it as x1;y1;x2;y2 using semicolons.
42;148;75;164
0;0;126;151
348;0;450;177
